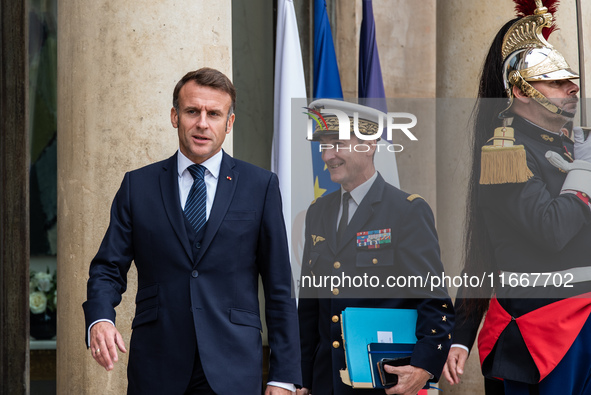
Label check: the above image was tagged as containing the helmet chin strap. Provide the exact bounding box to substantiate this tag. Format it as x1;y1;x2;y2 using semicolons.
511;72;576;118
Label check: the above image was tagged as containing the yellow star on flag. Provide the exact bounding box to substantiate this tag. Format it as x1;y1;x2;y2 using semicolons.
314;176;327;199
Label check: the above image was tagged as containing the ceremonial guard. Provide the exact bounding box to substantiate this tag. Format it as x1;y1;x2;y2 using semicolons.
443;1;591;394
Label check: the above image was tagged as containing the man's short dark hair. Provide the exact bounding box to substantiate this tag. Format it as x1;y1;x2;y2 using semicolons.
173;67;236;115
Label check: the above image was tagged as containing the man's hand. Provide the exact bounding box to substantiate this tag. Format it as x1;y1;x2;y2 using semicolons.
442;347;469;385
265;385;295;395
89;321;127;371
383;365;430;395
296;388;310;395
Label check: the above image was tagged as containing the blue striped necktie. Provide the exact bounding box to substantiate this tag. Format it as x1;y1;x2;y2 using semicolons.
185;164;207;233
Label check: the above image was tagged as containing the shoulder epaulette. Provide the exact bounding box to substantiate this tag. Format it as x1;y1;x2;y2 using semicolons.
480;126;533;185
407;194;423;202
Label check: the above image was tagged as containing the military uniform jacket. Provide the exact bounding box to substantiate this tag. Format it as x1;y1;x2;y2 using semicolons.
481;117;591;297
459;116;591;383
298;173;454;394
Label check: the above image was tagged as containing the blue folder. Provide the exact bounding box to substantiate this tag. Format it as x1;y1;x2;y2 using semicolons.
339;307;418;388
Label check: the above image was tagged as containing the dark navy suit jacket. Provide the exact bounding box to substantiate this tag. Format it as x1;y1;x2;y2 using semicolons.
83;151;301;394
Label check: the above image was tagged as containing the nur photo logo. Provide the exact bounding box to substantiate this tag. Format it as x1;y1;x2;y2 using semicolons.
304;105;419;153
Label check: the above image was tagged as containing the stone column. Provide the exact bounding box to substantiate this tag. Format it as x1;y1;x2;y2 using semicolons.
335;0;361;99
374;0;437;205
336;0;438;206
436;1;585;394
56;1;232;393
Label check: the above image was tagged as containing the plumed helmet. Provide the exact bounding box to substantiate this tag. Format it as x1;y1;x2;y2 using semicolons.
500;0;579;118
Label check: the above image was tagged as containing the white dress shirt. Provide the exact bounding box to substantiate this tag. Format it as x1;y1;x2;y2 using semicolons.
336;171;378;228
177;149;222;217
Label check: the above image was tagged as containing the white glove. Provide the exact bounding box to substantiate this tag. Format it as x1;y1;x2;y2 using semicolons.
546;151;591;197
573;127;591;163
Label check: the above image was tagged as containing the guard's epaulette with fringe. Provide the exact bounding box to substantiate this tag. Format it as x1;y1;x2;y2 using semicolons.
480;126;533;185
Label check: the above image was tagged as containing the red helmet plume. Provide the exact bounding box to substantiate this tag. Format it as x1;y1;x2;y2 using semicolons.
513;0;560;39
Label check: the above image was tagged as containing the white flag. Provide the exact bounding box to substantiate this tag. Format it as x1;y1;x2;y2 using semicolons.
272;0;309;283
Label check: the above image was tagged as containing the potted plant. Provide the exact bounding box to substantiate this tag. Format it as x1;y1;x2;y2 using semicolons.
29;268;57;340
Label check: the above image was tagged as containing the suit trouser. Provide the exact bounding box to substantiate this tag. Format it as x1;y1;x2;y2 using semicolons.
485;377;505;395
184;343;216;395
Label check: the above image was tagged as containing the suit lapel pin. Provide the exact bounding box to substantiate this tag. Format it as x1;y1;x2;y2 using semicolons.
226;176;232;181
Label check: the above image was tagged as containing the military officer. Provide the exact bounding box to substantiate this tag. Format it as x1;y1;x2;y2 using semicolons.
298;100;454;395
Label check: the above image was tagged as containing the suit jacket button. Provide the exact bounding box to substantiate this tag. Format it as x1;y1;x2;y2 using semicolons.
333;261;341;269
332;315;339;323
195;242;201;249
332;341;340;348
332;288;339;296
191;270;199;278
372;258;378;264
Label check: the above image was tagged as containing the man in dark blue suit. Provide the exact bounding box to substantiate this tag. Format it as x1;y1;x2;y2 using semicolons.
298;100;453;395
83;67;301;394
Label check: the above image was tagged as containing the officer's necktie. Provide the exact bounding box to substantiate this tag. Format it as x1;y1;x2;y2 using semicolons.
185;164;207;233
336;192;351;245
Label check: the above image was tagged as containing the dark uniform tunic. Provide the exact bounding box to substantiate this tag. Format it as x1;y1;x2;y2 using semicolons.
298;173;454;394
455;116;591;387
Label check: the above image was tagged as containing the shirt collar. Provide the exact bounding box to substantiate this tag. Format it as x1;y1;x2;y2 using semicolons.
342;171;378;205
177;149;223;180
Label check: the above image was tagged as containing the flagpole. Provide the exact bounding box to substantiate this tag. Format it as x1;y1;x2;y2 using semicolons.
575;0;587;125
